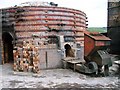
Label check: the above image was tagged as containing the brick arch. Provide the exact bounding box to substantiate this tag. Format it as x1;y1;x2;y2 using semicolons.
64;44;75;57
2;32;14;64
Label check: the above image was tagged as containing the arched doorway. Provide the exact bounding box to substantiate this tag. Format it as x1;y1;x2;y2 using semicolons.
2;32;14;63
64;44;75;57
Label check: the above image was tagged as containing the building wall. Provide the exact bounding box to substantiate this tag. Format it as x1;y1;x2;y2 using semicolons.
107;1;120;54
2;6;87;46
0;9;2;64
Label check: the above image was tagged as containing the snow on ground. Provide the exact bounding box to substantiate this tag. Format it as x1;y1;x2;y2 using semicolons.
0;64;119;89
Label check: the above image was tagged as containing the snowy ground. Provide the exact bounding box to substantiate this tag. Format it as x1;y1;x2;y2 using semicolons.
0;64;120;89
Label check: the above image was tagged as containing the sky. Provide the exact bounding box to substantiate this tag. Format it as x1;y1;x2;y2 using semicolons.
0;0;108;27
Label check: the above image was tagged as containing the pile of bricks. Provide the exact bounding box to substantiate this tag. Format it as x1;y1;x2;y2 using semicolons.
13;41;40;73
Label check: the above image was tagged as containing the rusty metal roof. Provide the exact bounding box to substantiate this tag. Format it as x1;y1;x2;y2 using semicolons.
84;31;111;41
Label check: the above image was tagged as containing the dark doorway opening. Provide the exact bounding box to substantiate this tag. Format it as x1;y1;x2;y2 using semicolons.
2;32;14;63
64;44;75;57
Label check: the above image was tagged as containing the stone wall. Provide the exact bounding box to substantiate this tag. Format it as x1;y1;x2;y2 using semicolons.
39;49;62;69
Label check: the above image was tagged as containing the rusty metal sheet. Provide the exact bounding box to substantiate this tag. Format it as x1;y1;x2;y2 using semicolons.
85;31;111;41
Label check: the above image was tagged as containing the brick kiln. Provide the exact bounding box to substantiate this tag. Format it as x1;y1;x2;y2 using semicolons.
1;1;87;73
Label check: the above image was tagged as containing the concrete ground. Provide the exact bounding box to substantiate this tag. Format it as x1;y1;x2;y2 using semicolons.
0;64;120;89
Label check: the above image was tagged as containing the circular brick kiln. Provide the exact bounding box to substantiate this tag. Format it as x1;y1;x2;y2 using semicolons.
1;2;87;71
13;2;87;46
2;2;87;46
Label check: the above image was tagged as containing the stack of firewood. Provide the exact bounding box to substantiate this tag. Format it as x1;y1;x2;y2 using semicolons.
13;41;40;73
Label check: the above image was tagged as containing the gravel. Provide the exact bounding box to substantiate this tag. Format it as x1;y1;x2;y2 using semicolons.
0;64;119;89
